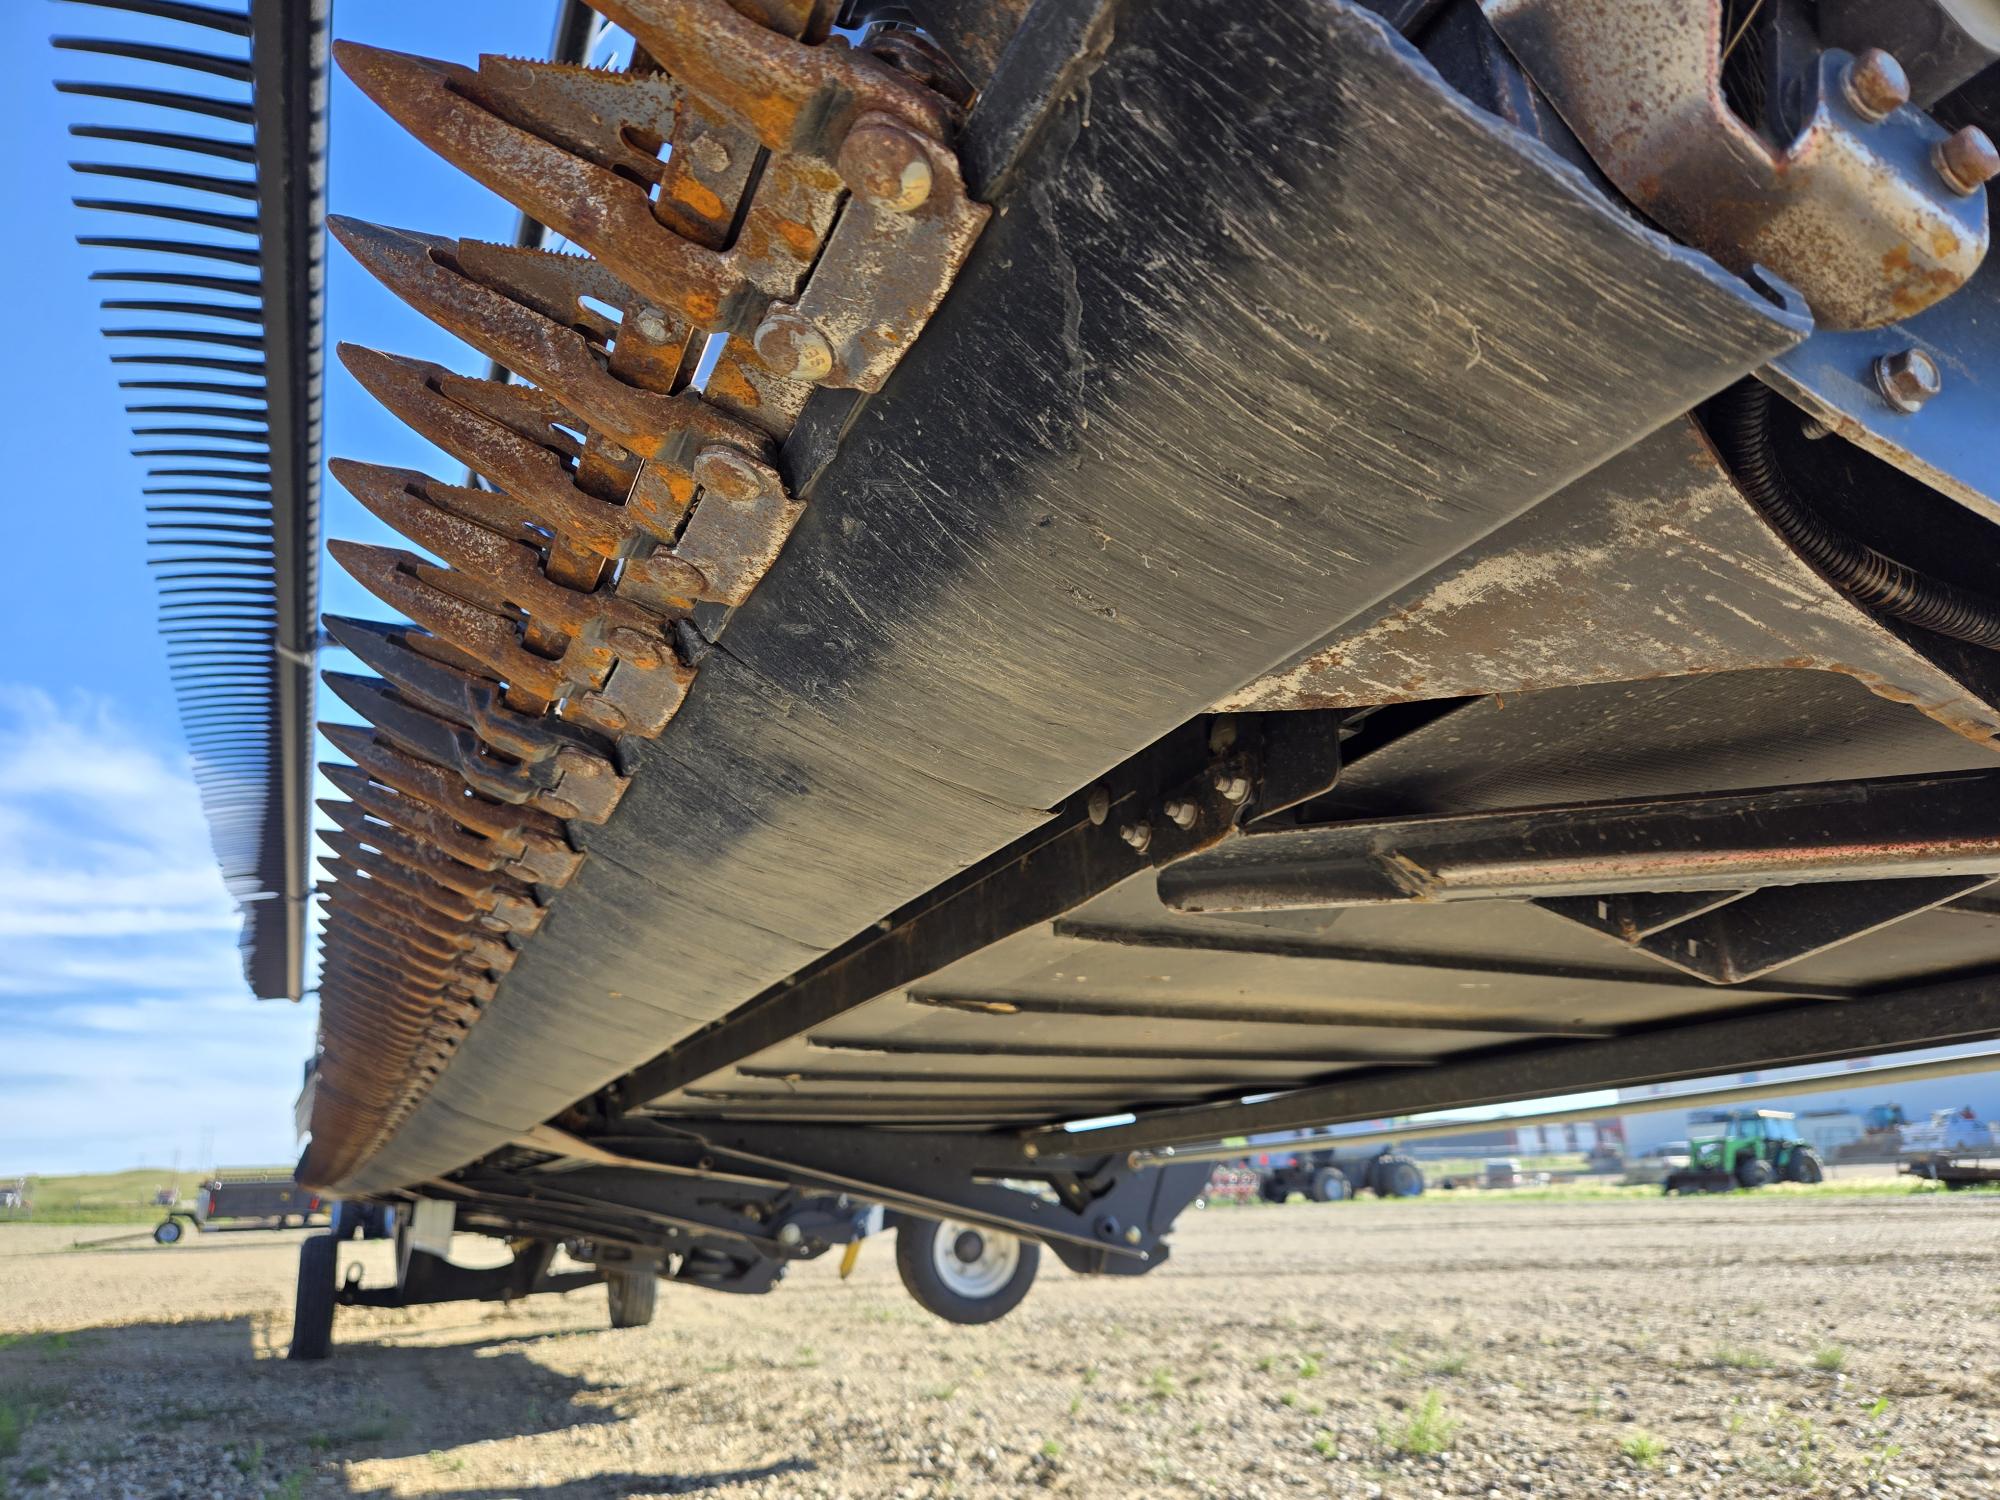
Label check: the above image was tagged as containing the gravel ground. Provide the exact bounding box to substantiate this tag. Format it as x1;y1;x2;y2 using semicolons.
3;1193;1999;1498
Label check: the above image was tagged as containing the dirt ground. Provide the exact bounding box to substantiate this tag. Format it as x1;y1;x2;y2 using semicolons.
4;1193;2000;1499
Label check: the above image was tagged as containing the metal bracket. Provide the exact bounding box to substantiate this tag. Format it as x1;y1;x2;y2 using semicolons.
1479;0;1990;328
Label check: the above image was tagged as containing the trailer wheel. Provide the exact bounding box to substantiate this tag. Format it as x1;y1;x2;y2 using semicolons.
1257;1176;1291;1204
1370;1156;1425;1198
153;1217;186;1245
286;1232;338;1361
606;1268;658;1329
896;1218;1040;1325
1735;1157;1776;1189
1307;1167;1351;1203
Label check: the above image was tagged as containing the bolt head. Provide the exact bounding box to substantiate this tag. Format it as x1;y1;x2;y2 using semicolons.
777;1222;804;1246
1022;1141;1039;1159
753;310;834;383
1936;125;2000;196
838;121;934;211
1085;784;1111;825
692;445;766;503
1164;798;1198;830
1123;1225;1143;1245
1874;348;1942;413
633;310;670;343
1120;821;1153;853
1843;49;1910;122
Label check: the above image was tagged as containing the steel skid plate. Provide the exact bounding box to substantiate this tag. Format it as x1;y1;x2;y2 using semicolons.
333;0;1803;1195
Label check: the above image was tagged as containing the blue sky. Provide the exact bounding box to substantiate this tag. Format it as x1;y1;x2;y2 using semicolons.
0;0;563;1175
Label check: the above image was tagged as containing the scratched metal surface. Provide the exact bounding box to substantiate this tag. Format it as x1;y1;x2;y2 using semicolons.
335;0;1803;1194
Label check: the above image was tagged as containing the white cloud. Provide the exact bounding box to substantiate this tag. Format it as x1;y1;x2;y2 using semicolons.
0;686;318;1175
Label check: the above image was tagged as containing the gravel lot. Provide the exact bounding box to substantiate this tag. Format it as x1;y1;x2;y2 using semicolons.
3;1192;1999;1498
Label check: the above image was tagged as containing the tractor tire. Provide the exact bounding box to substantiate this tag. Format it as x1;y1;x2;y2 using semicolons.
1257;1176;1291;1205
895;1217;1040;1325
1782;1149;1824;1185
606;1268;658;1329
1735;1157;1776;1190
286;1232;338;1361
1308;1167;1351;1203
1370;1156;1425;1198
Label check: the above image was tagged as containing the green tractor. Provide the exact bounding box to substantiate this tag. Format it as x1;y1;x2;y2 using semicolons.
1663;1110;1825;1195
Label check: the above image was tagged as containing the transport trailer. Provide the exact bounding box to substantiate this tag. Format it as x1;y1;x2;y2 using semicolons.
1242;1146;1426;1204
1904;1153;2000;1189
154;1174;327;1245
58;0;2000;1354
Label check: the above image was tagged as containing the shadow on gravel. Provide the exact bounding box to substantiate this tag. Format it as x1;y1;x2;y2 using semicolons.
0;1312;673;1495
421;1459;819;1498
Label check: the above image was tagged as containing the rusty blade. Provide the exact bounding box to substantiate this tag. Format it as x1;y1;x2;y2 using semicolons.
337;44;761;323
327;218;765;467
586;0;953;156
320;828;540;936
318;723;583;881
321;761;566;887
321;868;519;968
327;537;580;710
320;809;542;929
325;617;632;822
337;346;708;579
330;458;677;652
322;668;586;818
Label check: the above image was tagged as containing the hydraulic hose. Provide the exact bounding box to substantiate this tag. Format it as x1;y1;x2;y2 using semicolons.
1719;382;2000;650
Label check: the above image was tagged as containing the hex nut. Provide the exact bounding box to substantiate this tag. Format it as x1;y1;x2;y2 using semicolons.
753;310;834;382
1120;821;1153;853
1123;1225;1143;1245
692;445;766;503
1935;125;2000;196
837;121;934;212
1212;771;1252;804
1873;348;1942;413
1843;48;1910;122
1164;798;1198;830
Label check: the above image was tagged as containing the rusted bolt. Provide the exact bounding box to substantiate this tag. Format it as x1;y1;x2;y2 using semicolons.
685;133;730;174
1842;49;1910;122
692;445;765;503
1163;798;1198;830
1935;125;2000;196
1873;348;1942;412
1212;771;1252;803
1085;784;1111;825
633;310;669;343
1120;821;1153;853
753;309;834;382
838;121;934;212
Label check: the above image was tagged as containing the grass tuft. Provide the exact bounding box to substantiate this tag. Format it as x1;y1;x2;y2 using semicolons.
1620;1431;1665;1467
1379;1390;1460;1457
1812;1343;1848;1373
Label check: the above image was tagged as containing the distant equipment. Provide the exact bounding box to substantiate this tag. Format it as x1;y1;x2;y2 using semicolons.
1663;1111;1825;1195
1244;1145;1425;1204
153;1172;326;1245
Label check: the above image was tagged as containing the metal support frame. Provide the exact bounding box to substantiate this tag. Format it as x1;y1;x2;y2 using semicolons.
1019;968;2000;1156
1156;769;2000;911
338;1238;604;1309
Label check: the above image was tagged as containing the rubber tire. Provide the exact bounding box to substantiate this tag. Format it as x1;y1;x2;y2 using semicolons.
1307;1167;1351;1203
153;1218;184;1245
286;1232;338;1361
1371;1156;1425;1198
1735;1157;1776;1189
606;1268;658;1329
1257;1177;1291;1205
895;1219;1040;1326
1782;1149;1824;1185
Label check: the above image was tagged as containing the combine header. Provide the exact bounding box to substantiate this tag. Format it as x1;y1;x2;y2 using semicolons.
59;0;2000;1352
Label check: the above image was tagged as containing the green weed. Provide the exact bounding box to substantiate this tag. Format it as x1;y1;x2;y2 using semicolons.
1379;1390;1461;1457
1620;1432;1665;1467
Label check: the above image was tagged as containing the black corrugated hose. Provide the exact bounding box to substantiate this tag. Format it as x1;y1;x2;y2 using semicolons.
1719;382;2000;649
